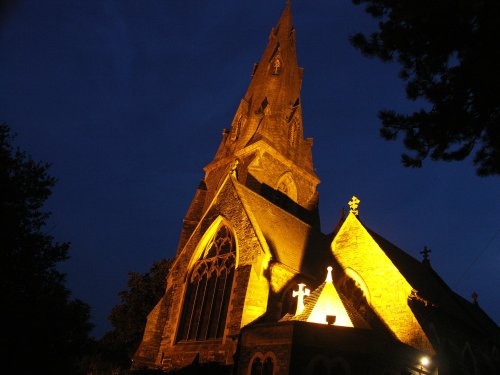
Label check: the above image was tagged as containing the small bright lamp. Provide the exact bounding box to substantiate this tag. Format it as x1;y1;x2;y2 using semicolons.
420;356;430;367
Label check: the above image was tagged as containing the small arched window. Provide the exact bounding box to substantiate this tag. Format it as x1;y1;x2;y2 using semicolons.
269;44;282;76
249;353;275;375
177;224;236;341
263;357;274;375
251;358;263;375
271;56;282;75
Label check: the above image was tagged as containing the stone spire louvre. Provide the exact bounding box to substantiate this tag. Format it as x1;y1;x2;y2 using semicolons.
211;0;312;171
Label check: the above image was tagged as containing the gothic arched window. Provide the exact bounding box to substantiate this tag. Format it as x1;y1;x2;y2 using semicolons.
177;224;236;342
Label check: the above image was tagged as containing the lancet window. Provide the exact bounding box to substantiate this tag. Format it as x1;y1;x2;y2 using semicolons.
289;118;299;146
271;55;282;75
177;224;236;342
231;115;243;141
269;44;282;76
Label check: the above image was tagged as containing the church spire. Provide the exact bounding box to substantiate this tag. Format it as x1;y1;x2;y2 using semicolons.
211;1;312;172
203;1;319;220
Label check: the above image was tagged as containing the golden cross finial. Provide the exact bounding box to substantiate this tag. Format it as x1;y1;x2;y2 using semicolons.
348;196;360;216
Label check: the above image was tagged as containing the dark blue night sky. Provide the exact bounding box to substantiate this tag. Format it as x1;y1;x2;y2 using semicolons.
1;0;499;337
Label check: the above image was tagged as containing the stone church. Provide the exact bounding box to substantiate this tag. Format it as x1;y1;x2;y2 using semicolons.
133;2;500;374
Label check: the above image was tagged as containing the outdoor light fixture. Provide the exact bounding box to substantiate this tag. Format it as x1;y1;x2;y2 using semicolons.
326;315;336;325
416;356;431;374
420;356;430;367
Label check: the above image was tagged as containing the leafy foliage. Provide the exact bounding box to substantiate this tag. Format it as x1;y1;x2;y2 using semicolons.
88;258;172;374
0;123;93;373
351;0;500;175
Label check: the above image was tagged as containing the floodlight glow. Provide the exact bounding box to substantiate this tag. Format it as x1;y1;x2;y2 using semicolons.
420;356;430;367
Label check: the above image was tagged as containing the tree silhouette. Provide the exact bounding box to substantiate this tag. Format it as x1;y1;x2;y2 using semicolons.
351;0;500;176
87;258;172;374
0;123;93;373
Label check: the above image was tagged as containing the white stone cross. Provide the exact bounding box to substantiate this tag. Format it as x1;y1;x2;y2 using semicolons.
293;283;310;316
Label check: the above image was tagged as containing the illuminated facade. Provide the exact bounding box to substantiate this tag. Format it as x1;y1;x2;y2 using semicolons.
133;2;500;374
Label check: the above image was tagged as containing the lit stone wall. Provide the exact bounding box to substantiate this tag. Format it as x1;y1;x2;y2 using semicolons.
135;175;273;370
246;145;318;210
241;263;270;327
331;213;435;354
133;290;171;366
270;263;296;294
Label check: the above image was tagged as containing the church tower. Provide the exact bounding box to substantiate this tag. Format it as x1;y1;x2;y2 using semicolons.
133;2;326;370
178;0;320;256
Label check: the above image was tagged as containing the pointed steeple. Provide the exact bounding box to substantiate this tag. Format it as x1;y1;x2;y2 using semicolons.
210;1;312;169
202;1;319;222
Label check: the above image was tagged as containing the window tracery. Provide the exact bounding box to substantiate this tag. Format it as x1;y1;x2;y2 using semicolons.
177;224;236;342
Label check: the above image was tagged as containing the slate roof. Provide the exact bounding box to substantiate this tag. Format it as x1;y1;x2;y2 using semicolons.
365;226;500;340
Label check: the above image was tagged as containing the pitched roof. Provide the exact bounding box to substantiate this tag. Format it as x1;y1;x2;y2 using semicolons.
233;180;331;276
365;225;499;339
281;268;370;329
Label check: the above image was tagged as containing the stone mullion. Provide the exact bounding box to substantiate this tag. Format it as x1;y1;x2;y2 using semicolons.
177;279;197;341
217;267;235;338
187;275;207;340
182;280;199;341
197;272;217;340
209;269;227;338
